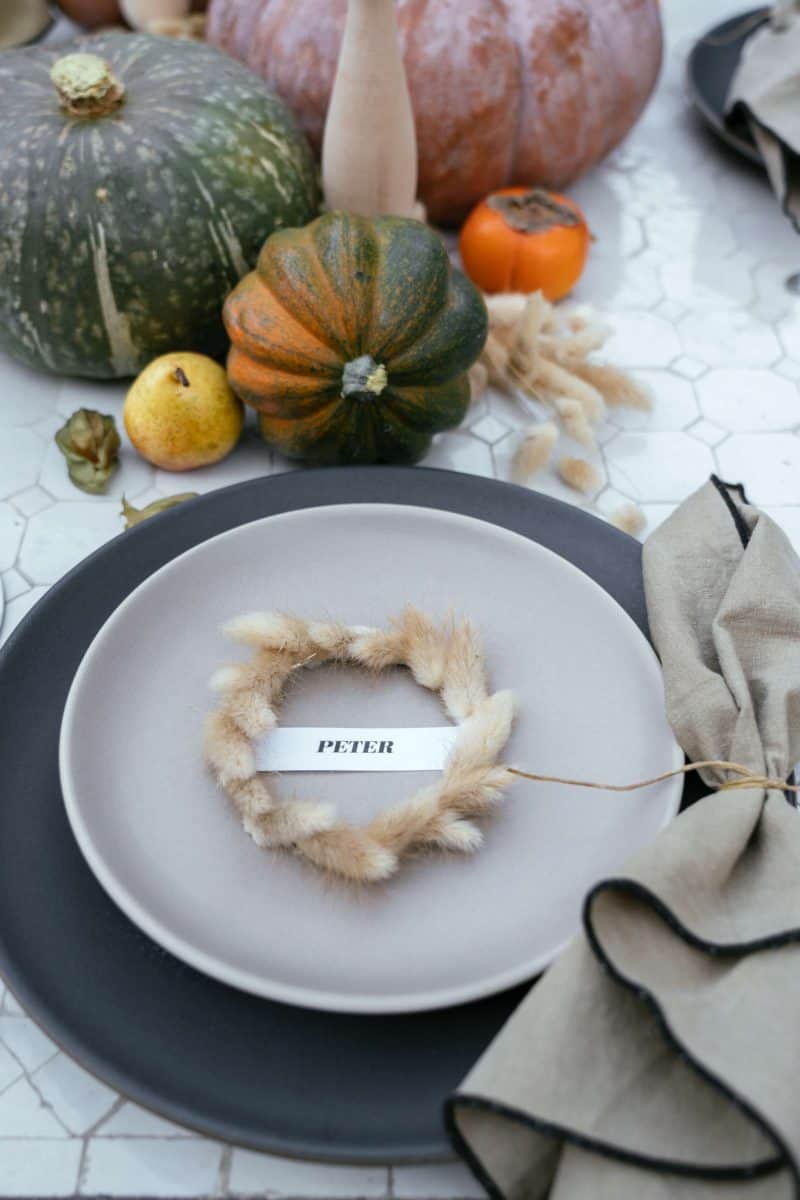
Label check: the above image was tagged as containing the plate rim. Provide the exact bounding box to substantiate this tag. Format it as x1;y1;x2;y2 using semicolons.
59;501;684;1015
0;466;679;1162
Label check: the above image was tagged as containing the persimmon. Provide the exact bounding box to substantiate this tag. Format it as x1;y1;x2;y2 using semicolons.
459;187;590;300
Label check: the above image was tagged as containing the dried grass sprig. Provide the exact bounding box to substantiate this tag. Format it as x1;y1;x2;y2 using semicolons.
558;457;602;495
610;502;646;536
470;292;651;502
204;608;515;884
511;422;558;483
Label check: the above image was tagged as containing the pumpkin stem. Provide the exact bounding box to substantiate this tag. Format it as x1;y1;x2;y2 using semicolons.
341;355;388;399
488;189;581;234
50;53;125;119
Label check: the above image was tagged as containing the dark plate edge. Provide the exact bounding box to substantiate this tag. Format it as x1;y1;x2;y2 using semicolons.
684;7;769;167
0;466;643;1164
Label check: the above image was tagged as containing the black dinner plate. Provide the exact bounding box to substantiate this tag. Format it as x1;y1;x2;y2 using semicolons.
686;7;769;166
0;467;688;1163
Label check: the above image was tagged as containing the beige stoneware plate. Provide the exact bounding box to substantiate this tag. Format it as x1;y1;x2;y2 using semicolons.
59;503;682;1014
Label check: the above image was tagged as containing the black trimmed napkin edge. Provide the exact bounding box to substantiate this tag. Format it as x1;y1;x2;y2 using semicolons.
443;871;798;1198
443;477;800;1198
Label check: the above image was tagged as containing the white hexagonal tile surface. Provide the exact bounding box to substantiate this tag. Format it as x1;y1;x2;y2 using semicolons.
0;429;46;500
0;504;24;572
0;357;63;428
19;503;122;585
679;310;782;368
601;312;682;368
697;368;800;431
605;432;715;502
717;434;800;506
1;3;800;1196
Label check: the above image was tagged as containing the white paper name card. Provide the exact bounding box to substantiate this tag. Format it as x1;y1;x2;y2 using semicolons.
254;727;459;772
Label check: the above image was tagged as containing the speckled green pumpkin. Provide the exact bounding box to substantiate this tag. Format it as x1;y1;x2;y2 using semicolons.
224;211;488;465
0;33;318;379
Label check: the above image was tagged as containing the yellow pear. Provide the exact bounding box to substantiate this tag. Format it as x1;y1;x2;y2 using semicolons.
124;352;244;472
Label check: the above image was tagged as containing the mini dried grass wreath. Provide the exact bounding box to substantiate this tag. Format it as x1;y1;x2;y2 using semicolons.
204;608;515;883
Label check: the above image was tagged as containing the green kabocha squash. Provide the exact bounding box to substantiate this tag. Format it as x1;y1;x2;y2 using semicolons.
0;34;318;379
224;211;488;465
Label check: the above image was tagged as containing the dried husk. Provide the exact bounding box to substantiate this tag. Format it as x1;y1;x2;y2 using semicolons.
55;408;120;495
121;492;198;528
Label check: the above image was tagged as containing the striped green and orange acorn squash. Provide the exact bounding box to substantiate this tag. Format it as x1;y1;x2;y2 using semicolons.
0;33;318;379
224;211;488;465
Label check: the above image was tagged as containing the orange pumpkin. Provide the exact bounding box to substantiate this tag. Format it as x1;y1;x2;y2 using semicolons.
459;187;590;301
207;0;662;226
54;0;125;25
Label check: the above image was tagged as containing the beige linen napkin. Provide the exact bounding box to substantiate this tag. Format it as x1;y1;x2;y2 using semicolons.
446;477;800;1198
726;4;800;230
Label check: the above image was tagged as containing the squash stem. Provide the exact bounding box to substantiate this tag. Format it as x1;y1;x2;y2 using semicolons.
341;355;388;399
50;53;125;119
488;189;580;233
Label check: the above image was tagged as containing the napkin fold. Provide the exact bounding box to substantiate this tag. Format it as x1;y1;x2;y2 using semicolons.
447;477;800;1198
726;4;800;231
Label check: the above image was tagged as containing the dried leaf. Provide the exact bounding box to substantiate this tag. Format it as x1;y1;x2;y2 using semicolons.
121;493;197;528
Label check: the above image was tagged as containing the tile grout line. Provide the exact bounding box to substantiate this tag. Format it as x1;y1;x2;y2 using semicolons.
22;1066;73;1138
85;1094;126;1139
217;1144;233;1198
75;1133;91;1196
1;15;800;1194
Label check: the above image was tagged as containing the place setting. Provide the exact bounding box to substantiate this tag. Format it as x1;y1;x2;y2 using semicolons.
688;1;800;268
1;1;800;1197
0;462;683;1161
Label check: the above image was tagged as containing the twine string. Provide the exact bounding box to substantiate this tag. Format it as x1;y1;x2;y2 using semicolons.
507;760;798;795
